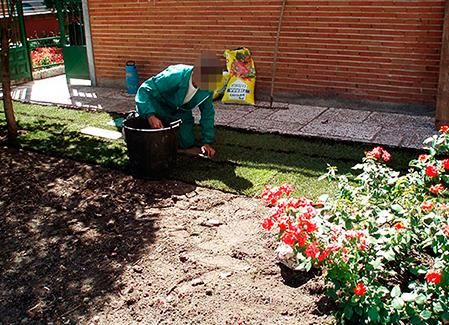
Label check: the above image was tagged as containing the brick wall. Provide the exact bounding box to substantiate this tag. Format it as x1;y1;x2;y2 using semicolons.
88;0;445;106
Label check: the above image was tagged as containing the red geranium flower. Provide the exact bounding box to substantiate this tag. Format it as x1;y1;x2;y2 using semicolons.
430;184;445;195
354;282;367;296
425;270;442;285
426;165;439;178
318;248;330;262
262;218;274;231
281;231;296;246
394;223;405;230
305;242;320;259
440;125;449;133
443;159;449;171
294;230;308;247
421;201;434;211
365;147;391;163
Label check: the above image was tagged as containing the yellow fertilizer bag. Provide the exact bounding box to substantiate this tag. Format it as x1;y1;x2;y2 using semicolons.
222;48;256;105
213;71;230;100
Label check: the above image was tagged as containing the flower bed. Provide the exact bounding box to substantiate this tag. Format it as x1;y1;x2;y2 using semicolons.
31;47;64;70
262;127;449;323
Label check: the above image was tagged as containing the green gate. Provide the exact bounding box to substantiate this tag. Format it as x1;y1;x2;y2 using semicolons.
55;0;89;82
0;0;32;82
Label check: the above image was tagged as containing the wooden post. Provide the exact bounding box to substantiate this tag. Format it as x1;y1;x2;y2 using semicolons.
436;0;449;128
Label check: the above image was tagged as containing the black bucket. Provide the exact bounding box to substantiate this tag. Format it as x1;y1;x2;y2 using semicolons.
123;114;181;179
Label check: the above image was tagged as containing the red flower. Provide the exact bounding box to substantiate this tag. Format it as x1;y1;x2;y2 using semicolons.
366;147;390;163
425;270;442;285
394;223;405;230
303;220;318;233
261;184;294;206
262;218;274;231
305;242;320;259
443;159;449;171
421;201;434;212
278;218;289;231
354;282;367;296
426;165;439;178
281;231;296;246
440;125;449;133
365;147;391;162
318;248;330;262
294;230;308;247
366;147;382;160
430;184;445;195
419;154;429;161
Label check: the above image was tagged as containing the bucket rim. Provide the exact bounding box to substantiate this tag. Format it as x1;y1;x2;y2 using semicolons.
123;118;182;133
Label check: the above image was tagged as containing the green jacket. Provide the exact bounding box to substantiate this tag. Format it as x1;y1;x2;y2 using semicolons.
135;64;215;145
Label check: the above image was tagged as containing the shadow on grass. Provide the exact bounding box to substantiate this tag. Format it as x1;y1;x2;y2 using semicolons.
0;146;195;323
2;107;421;197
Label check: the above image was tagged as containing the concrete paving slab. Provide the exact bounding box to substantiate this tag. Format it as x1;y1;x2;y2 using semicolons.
364;112;434;129
301;120;381;141
399;127;437;149
8;75;440;150
243;108;278;120
271;102;289;109
231;118;302;134
255;101;271;108
215;109;251;125
372;127;404;147
314;108;371;123
216;102;255;112
269;105;327;124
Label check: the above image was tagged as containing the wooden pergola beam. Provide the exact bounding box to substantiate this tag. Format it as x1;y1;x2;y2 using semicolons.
437;0;449;128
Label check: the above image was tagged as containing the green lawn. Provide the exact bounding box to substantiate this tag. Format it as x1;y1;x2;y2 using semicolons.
0;101;422;198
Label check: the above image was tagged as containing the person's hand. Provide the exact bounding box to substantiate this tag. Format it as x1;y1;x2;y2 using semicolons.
201;144;216;158
148;116;164;129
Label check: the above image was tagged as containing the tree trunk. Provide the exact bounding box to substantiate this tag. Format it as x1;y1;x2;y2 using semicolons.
1;13;17;142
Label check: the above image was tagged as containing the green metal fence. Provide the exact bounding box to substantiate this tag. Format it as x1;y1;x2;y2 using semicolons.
0;0;33;81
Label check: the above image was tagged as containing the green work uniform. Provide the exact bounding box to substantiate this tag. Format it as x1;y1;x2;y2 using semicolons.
135;64;215;149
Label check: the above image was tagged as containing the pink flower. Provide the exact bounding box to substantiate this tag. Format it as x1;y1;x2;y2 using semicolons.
426;165;439;178
357;238;368;251
365;147;391;163
421;201;434;211
430;184;445;195
354;283;367;296
419;154;429;161
382;151;391;162
443;159;449;171
425;270;442;285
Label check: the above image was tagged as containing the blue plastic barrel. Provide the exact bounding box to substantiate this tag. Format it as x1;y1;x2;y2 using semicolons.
126;61;139;94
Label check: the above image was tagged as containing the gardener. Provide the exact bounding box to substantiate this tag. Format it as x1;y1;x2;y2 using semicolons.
135;52;222;158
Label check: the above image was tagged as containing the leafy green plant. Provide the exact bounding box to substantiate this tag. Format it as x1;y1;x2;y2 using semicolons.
262;126;449;324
